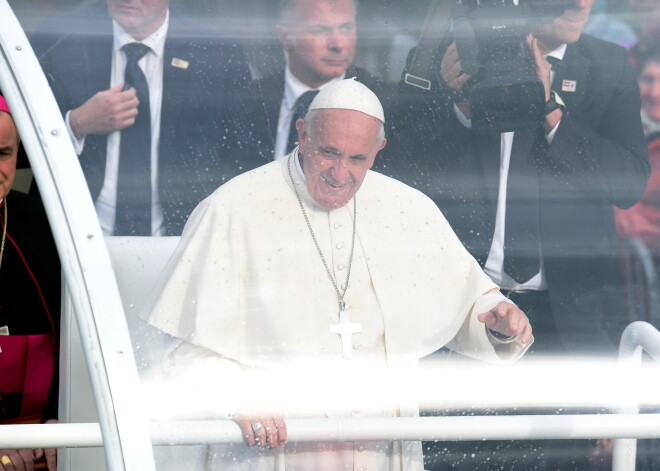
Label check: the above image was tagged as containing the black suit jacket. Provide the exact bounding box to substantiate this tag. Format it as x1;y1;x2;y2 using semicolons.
249;65;395;161
381;34;650;353
31;2;261;235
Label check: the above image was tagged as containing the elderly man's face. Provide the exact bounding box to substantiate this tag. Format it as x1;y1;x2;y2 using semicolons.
533;0;595;52
0;112;18;200
278;0;356;89
107;0;168;41
640;59;660;122
297;109;386;210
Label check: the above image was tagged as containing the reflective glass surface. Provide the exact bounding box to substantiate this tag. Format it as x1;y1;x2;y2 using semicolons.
5;0;660;469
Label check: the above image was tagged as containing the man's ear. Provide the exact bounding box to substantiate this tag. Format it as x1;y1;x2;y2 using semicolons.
368;138;387;170
295;118;306;148
276;24;291;49
377;138;387;154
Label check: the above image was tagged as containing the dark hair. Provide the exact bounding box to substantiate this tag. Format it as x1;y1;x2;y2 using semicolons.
638;43;660;72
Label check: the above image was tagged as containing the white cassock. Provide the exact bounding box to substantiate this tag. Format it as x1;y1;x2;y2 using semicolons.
143;152;531;470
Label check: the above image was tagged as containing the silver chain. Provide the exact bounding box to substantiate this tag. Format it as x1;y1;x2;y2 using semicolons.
288;152;357;310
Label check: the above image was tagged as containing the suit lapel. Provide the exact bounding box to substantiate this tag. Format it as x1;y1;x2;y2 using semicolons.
92;40;112;95
474;130;501;210
75;22;113;107
161;35;189;141
76;24;113;199
552;41;588;112
259;73;285;146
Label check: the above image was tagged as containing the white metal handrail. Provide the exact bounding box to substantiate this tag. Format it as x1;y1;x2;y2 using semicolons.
613;321;660;471
1;414;660;449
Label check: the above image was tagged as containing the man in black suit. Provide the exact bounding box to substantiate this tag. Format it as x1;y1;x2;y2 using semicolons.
384;0;650;357
251;0;388;161
380;3;650;468
32;0;260;235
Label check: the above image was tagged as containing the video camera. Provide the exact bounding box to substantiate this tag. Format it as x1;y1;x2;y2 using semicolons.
404;0;575;132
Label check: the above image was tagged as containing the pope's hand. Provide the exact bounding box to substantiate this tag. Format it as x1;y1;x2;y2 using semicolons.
478;301;533;344
232;412;287;449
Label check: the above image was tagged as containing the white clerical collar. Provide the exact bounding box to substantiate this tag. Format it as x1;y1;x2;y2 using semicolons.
112;9;169;58
545;43;567;63
288;148;315;209
283;67;346;114
293;147;306;182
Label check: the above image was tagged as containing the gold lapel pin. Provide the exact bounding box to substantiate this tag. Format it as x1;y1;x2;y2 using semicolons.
171;58;189;70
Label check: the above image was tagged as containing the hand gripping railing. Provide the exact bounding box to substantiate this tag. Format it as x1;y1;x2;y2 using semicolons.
0;349;660;466
613;321;660;471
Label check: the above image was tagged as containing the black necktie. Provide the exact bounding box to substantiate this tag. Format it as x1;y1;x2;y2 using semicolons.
546;55;561;70
503;128;541;283
500;56;558;281
286;90;319;154
115;42;152;236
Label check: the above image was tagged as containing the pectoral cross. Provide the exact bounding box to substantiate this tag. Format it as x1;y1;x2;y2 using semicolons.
329;302;361;360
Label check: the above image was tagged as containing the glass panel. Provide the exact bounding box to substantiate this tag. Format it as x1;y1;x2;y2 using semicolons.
8;0;660;469
3;3;157;469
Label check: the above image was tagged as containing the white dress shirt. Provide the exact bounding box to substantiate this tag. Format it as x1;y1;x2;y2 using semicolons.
65;11;169;236
455;44;567;291
273;68;345;160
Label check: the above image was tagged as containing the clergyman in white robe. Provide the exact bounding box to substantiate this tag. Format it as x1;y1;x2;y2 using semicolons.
142;149;532;471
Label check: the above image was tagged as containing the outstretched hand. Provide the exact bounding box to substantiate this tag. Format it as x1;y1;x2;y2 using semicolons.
478;301;533;344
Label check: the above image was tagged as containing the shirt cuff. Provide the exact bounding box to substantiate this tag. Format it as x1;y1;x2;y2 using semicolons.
545;119;561;144
65;110;85;155
486;326;520;344
453;103;472;129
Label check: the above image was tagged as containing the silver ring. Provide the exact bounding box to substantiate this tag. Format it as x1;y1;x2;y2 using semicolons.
251;422;264;433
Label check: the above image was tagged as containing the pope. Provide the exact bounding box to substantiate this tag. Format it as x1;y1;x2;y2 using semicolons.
144;79;533;470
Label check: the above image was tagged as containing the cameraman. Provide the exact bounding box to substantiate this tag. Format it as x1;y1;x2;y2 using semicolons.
376;1;650;468
383;0;649;357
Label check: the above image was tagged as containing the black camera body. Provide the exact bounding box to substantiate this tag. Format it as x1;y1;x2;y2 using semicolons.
404;0;574;132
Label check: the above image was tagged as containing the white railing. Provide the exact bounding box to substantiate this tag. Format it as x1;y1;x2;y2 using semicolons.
0;332;658;466
1;413;660;449
613;321;660;471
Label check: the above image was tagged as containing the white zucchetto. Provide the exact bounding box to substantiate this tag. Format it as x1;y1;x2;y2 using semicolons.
308;78;385;123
